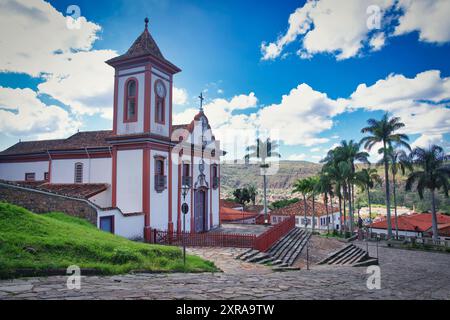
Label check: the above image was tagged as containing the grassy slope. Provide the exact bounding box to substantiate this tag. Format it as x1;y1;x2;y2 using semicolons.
0;203;217;279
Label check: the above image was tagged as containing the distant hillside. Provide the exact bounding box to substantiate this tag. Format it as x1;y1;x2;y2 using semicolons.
220;160;322;202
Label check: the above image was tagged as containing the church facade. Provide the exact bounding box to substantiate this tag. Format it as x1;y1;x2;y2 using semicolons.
0;20;222;241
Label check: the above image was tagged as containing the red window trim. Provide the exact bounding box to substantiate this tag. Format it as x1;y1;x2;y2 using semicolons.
123;77;139;123
154;79;166;125
154;155;165;175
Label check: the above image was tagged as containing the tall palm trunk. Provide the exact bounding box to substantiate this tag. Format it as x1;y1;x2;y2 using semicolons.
263;173;268;225
343;186;347;235
338;194;343;235
303;193;307;230
330;196;335;232
368;188;372;236
312;195;316;233
430;189;439;241
392;171;399;239
383;141;392;239
325;194;330;234
348;182;354;234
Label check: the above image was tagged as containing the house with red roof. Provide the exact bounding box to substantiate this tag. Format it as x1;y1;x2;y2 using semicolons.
0;20;224;241
270;199;340;231
370;213;450;238
219;199;267;224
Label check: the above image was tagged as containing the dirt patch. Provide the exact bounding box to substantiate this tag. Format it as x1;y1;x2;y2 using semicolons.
293;235;346;269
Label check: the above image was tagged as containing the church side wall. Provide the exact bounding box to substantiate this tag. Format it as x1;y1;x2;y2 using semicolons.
0;161;49;181
51;158;111;184
97;209;144;240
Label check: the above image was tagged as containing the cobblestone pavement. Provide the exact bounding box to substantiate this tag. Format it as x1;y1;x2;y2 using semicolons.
186;247;272;275
0;245;449;300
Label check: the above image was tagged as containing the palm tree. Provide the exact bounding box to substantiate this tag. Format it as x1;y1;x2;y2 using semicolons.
405;145;450;241
386;148;412;239
293;177;313;230
333;140;369;233
247;184;258;206
316;172;333;234
309;176;320;233
355;167;382;234
360;113;410;239
244;138;281;224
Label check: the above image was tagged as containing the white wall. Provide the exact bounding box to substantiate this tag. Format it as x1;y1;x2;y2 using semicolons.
97;209;144;239
51;158;111;184
117;71;145;135
150;149;169;230
89;187;112;208
0;161;49;181
171;151;180;232
116;149;143;213
150;67;171;137
273;211;341;231
370;228;422;238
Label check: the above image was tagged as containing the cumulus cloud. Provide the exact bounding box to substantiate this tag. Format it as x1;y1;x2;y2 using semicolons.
349;70;450;140
261;0;450;61
0;86;80;140
257;84;346;146
394;0;450;43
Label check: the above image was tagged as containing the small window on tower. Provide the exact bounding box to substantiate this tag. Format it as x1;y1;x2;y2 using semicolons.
124;79;137;122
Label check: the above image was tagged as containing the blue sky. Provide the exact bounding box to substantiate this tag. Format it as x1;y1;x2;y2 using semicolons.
0;0;449;162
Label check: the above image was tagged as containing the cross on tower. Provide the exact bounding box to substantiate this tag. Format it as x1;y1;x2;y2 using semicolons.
144;17;149;30
198;92;204;112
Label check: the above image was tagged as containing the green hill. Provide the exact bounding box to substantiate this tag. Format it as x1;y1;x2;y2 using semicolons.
0;203;216;279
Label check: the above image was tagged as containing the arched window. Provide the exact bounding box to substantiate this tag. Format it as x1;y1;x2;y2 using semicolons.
74;162;83;183
124;78;138;122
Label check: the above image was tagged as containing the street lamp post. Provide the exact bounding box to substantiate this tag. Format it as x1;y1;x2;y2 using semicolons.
181;181;190;268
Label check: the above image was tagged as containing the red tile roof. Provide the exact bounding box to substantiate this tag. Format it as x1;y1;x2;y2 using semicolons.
0;130;113;156
370;213;450;232
270;199;339;217
220;199;243;209
6;180;108;199
220;207;258;223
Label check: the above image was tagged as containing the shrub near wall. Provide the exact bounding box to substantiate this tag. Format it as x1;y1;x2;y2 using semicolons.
0;184;97;225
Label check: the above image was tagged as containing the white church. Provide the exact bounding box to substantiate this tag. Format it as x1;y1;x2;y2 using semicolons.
0;19;222;241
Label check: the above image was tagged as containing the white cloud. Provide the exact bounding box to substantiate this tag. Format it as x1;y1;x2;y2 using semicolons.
411;134;448;149
349;70;450;138
261;0;393;61
394;0;450;43
287;153;307;161
257;83;346;146
310;147;321;152
0;0;118;121
0;86;80;140
261;0;450;61
173;87;188;105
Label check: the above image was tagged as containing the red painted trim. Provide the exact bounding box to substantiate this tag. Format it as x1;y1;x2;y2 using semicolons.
143;146;150;229
190;152;194;233
107;55;181;75
144;64;151;132
210;163;213;229
177;159;181;233
116;142;169;152
111;147;117;207
113;73;119;134
169;75;172;135
123;77;139;123
218;163;221;227
154;79;166;125
168;149;173;232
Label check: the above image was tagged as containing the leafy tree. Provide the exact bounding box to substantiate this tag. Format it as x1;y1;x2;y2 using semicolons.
292;178;313;229
355;167;382;228
360;113;410;238
247;184;258;206
232;188;251;209
405;145;450;240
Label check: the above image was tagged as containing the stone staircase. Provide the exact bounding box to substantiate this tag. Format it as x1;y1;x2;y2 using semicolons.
236;228;311;270
318;244;378;267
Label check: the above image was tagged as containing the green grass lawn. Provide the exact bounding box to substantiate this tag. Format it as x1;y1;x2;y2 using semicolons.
0;202;217;279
